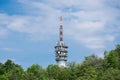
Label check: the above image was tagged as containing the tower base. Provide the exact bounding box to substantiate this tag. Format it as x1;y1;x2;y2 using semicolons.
57;61;66;67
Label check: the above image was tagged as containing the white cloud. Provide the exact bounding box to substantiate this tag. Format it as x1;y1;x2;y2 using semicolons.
0;47;23;52
0;14;9;37
81;35;115;49
0;0;120;52
0;28;8;37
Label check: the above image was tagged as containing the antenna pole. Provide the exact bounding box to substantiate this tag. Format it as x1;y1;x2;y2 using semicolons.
60;16;63;41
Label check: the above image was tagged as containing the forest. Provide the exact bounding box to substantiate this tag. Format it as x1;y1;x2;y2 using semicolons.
0;44;120;80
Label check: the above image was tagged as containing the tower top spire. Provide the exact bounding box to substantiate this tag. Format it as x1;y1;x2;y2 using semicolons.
60;16;62;25
59;16;63;41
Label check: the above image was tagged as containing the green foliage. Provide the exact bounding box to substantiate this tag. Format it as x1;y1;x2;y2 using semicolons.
47;64;60;79
25;64;46;80
83;54;104;70
0;44;120;80
97;68;120;80
0;59;24;80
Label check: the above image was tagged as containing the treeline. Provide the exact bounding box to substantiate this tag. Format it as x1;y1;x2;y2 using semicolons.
0;45;120;80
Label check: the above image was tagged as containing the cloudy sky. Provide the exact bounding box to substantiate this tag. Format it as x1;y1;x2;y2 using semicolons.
0;0;120;68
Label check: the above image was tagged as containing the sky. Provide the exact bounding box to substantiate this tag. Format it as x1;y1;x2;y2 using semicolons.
0;0;120;69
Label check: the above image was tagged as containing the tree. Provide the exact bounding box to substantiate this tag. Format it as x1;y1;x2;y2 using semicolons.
0;62;4;75
77;64;97;80
98;68;120;80
57;67;70;80
0;59;24;80
47;64;60;80
105;44;120;69
67;62;78;80
83;54;104;71
115;44;120;69
25;64;46;80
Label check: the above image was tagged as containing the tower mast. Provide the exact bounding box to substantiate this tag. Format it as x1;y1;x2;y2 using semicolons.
55;16;68;67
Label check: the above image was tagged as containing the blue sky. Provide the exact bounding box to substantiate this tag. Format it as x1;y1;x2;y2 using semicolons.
0;0;120;69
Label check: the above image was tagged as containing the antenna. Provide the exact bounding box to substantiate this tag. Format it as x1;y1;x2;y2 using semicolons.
60;16;63;41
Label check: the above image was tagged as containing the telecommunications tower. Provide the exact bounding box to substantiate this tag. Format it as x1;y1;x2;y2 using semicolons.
55;16;68;67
